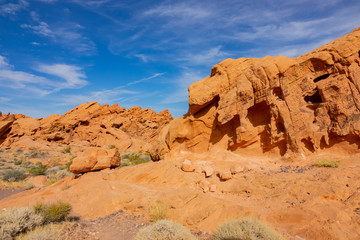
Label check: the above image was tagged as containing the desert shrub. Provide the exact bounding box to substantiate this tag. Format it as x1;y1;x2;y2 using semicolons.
34;202;72;223
2;170;26;182
27;148;48;159
17;223;65;240
148;201;167;222
121;152;150;167
62;146;71;154
134;220;197;240
22;161;32;167
314;160;339;168
25;182;35;190
0;207;43;239
14;159;23;165
211;217;283;240
29;162;47;176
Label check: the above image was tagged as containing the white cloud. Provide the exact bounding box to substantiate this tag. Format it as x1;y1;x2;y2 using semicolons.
144;2;211;20
0;56;13;69
0;97;10;103
125;72;165;87
0;55;89;96
21;21;96;55
134;54;148;63
37;64;88;89
178;46;230;66
0;0;28;16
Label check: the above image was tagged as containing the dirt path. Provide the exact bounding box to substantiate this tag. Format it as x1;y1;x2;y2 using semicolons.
0;188;24;201
66;210;210;240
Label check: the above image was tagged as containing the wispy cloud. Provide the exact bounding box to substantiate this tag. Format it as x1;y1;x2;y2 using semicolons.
0;56;13;69
37;64;88;89
0;97;10;103
0;0;28;16
178;46;230;66
21;16;96;55
125;72;165;87
0;55;89;96
134;54;149;63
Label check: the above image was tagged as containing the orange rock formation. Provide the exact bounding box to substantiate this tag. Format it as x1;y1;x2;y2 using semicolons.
0;102;173;152
152;27;360;160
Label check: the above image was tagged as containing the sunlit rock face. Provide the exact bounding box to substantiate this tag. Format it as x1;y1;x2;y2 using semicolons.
152;27;360;159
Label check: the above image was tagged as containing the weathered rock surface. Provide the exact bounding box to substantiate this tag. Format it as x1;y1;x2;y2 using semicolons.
70;147;121;174
0;103;172;152
152;27;360;159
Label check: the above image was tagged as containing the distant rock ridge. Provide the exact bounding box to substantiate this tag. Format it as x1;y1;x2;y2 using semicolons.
151;27;360;159
0;102;173;152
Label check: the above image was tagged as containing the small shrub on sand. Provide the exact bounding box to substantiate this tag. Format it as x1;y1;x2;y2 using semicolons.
0;207;43;239
34;202;72;224
148;201;167;222
314;160;339;168
134;220;197;240
211;217;283;240
2;169;26;182
29;162;47;176
17;223;65;240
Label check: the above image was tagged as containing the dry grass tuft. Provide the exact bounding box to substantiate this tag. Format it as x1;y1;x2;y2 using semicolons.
34;202;72;224
0;207;43;239
17;223;72;240
314;160;339;168
211;217;283;240
134;220;197;240
148;201;167;222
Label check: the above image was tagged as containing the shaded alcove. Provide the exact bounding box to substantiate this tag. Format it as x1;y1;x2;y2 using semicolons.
272;87;284;100
313;74;330;83
301;138;315;153
246;101;271;127
304;89;322;104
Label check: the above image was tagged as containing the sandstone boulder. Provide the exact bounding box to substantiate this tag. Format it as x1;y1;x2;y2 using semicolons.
220;171;232;181
70;147;121;174
181;160;195;172
202;166;214;177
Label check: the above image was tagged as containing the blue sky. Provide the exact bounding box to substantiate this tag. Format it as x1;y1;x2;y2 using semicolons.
0;0;360;118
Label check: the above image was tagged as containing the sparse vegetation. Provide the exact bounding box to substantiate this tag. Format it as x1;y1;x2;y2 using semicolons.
148;201;167;222
62;146;71;154
34;202;72;224
211;217;283;240
29;162;47;176
2;169;26;182
314;160;339;168
27;148;48;159
134;220;197;240
120;152;150;167
0;207;43;239
17;223;66;240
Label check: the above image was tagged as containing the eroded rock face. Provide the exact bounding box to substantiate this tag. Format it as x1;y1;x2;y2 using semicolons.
70;147;121;174
152;27;360;158
0;103;172;152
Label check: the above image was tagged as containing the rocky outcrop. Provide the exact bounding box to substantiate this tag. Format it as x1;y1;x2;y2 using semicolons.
70;147;121;174
0;103;172;152
152;27;360;159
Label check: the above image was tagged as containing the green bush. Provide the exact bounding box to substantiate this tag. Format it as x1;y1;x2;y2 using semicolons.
134;220;197;240
29;162;47;176
2;170;26;182
211;217;283;240
0;207;43;239
34;202;72;223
